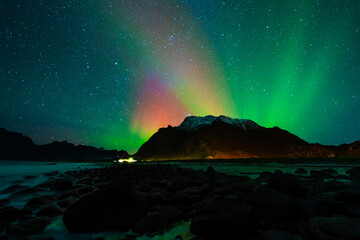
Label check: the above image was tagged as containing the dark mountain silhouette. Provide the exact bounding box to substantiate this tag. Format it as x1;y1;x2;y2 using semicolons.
134;115;358;160
0;128;128;161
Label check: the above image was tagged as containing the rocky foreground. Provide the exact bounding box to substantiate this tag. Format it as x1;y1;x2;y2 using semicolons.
1;164;360;239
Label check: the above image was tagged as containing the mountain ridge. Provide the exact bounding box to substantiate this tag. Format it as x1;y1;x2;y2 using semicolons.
134;115;360;160
0;128;128;161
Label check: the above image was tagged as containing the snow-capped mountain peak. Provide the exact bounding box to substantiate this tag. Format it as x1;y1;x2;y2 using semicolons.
176;115;259;131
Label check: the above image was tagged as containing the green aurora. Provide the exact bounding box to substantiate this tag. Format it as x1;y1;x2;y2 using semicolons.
1;0;359;153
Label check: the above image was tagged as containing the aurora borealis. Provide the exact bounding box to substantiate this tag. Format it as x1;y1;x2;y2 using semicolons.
1;0;360;153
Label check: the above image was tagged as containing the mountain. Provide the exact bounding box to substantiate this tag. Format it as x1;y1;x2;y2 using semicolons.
134;115;356;160
0;128;129;161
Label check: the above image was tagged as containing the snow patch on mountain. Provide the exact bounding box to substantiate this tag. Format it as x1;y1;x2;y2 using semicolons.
176;115;259;131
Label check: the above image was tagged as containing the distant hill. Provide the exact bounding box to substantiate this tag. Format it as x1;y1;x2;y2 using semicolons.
134;115;359;160
0;128;128;161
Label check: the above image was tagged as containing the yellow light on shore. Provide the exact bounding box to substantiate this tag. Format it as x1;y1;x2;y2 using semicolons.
117;158;137;163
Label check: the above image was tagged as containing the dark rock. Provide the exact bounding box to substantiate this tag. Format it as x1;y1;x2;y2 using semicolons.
9;187;43;199
0;207;24;222
309;170;325;179
0;199;10;208
206;166;215;174
51;179;73;191
167;178;188;192
151;205;183;223
190;200;254;239
267;173;307;196
292;196;324;218
132;212;168;235
36;204;64;217
0;185;27;194
246;188;294;219
199;194;223;208
347;166;360;182
180;187;202;197
335;190;360;206
233;180;257;193
63;181;148;233
256;171;272;183
150;187;170;197
257;230;296;240
322;169;338;178
209;186;234;196
74;185;92;195
294;168;307;175
0;235;7;240
0;219;10;231
149;192;167;205
6;217;50;235
322;180;345;192
25;195;57;207
60;189;80;199
167;192;193;205
310;169;338;179
308;217;360;240
58;196;79;208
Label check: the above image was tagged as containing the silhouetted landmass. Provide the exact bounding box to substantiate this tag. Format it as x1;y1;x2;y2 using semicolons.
0;128;128;161
135;115;360;160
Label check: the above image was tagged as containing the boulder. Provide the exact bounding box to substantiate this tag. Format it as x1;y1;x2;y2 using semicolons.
294;168;308;175
60;189;80;199
246;188;294;219
63;181;148;233
167;192;193;205
7;217;50;235
233;180;257;193
256;171;272;183
0;200;10;208
257;230;296;240
151;205;183;223
308;217;360;240
267;173;307;196
190;200;254;239
51;179;73;191
0;207;24;222
58;196;79;208
0;219;10;231
131;212;168;235
322;180;345;192
347;166;360;182
74;184;92;195
209;186;234;196
25;195;57;207
310;169;338;179
0;235;7;240
36;204;64;217
335;190;360;206
167;178;189;192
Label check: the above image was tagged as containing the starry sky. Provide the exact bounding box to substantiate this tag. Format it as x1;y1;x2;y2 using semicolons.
1;0;360;153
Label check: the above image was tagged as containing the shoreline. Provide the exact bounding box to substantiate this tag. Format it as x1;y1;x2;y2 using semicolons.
1;163;360;239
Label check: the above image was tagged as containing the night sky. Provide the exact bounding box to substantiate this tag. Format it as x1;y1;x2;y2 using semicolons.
1;0;360;153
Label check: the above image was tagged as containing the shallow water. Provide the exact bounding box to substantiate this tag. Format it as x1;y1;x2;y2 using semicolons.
0;160;194;240
1;159;359;240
